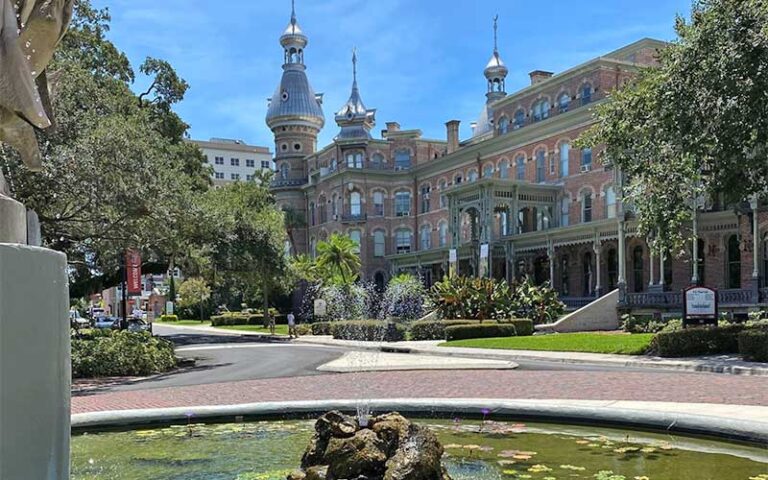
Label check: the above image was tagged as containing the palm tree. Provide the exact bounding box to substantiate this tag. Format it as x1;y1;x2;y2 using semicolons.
282;206;305;255
315;233;361;284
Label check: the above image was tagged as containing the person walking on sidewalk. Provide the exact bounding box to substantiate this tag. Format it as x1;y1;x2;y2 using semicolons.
287;311;297;338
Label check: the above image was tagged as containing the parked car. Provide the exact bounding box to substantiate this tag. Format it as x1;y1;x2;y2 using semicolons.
94;316;119;330
69;310;89;329
127;319;150;333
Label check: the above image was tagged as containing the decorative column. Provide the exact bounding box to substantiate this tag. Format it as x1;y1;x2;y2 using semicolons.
511;186;520;235
547;239;555;286
750;194;760;302
649;247;656;289
593;236;603;297
616;167;627;302
658;246;665;291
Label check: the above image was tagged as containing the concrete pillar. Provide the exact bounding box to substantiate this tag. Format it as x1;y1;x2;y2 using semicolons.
0;195;27;244
0;244;70;480
649;248;655;288
658;247;665;289
547;241;555;285
594;241;602;297
617;220;627;301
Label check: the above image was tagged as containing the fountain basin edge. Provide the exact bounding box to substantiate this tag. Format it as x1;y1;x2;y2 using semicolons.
71;398;768;446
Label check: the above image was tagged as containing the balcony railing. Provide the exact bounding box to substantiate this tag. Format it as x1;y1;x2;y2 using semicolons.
503;90;606;135
270;178;307;188
341;213;367;223
625;288;755;307
561;297;596;310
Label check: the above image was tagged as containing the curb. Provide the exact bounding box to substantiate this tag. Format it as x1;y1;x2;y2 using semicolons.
295;337;768;376
71;398;768;445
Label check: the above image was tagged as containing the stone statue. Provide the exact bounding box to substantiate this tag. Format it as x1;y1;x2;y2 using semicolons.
0;0;73;242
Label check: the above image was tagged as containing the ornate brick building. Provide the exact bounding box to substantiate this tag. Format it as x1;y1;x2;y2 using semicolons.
267;6;768;315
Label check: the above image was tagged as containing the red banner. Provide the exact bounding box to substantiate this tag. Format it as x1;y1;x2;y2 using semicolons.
126;250;142;294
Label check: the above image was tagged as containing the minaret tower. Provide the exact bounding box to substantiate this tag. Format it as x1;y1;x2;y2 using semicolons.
484;15;508;104
335;49;376;140
267;0;325;254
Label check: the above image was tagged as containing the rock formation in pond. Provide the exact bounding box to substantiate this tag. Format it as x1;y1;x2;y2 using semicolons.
287;411;452;480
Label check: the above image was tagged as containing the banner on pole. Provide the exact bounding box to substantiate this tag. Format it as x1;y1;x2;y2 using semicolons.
126;250;142;294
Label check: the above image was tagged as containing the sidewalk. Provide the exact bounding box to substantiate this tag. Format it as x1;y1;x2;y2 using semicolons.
295;336;768;376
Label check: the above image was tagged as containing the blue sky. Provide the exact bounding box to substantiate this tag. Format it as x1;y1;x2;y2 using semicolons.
94;0;692;149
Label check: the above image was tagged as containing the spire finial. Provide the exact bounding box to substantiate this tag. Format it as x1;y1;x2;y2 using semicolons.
291;0;297;26
493;14;499;53
352;47;358;85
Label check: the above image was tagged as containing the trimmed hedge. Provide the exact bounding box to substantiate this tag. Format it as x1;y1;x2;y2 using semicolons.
650;324;746;357
311;322;333;336
501;318;535;337
739;329;768;362
158;314;178;322
445;323;519;341
71;331;176;378
331;321;406;342
409;320;481;341
211;313;288;327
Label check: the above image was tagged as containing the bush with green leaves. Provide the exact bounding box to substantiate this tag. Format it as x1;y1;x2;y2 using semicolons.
649;325;746;357
738;329;768;362
501;318;535;336
445;323;519;341
311;322;332;335
71;331;176;378
210;313;287;327
621;314;672;334
430;276;564;324
409;320;483;341
158;314;179;322
380;274;428;321
331;321;406;342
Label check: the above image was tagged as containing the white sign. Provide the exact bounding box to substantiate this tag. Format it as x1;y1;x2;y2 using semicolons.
314;299;327;317
480;243;489;259
685;287;716;318
165;301;174;315
449;249;457;263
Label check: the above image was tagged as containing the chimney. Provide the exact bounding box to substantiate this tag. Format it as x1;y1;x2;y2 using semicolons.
386;122;400;133
529;70;554;85
445;120;460;155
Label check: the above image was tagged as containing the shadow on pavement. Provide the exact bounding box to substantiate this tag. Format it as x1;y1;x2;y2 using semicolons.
160;332;291;347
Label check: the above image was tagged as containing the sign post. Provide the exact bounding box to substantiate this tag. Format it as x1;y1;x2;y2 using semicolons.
314;299;328;319
683;286;718;328
449;249;458;278
479;243;489;278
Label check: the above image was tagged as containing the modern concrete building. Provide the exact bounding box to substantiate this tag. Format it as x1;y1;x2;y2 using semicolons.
190;138;273;185
267;6;768;316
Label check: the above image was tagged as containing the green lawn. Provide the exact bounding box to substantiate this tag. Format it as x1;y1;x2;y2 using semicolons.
155;320;211;327
441;333;655;355
215;324;290;336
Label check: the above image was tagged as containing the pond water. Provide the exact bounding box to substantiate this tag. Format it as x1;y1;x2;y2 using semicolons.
71;418;768;480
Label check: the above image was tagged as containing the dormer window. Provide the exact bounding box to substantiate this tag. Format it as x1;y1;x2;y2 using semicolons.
513;109;525;129
582;84;593;105
558;93;570;113
532;100;550;122
394;150;411;171
498;116;509;135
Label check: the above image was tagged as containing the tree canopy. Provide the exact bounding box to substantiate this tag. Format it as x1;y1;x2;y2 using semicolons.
580;0;768;251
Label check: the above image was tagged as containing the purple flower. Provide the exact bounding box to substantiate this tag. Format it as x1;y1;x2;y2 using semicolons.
481;408;491;416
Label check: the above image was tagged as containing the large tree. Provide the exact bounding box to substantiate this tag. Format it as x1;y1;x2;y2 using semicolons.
0;1;213;296
581;0;768;251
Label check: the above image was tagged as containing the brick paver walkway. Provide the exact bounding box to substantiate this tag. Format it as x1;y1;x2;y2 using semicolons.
72;370;768;414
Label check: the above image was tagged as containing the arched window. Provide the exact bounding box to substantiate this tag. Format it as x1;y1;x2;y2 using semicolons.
532;99;550;122
420;184;431;213
279;163;289;179
373;230;386;257
560;256;570;296
498;210;509;236
438;222;448;247
420;225;432;250
582;192;593;223
535;149;546;183
371;153;385;168
394;149;411;170
318;196;327;223
309;202;316;226
582;84;593;105
439;180;448;208
395;229;411;254
454;173;463;185
373;191;384;217
349;229;362;254
331;193;338;217
515;155;526;181
727;234;741;288
499;160;510;179
558;93;570;113
395;191;411;217
330;158;337;172
513;109;525;129
346;152;363;169
581;148;593;170
605;186;617;218
498;116;510;135
483;164;494;178
468;170;478;182
633;246;644;292
607;248;618;290
559;142;570;178
349;191;362;216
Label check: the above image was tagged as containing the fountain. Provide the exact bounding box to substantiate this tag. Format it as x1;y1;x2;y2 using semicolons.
0;1;74;479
